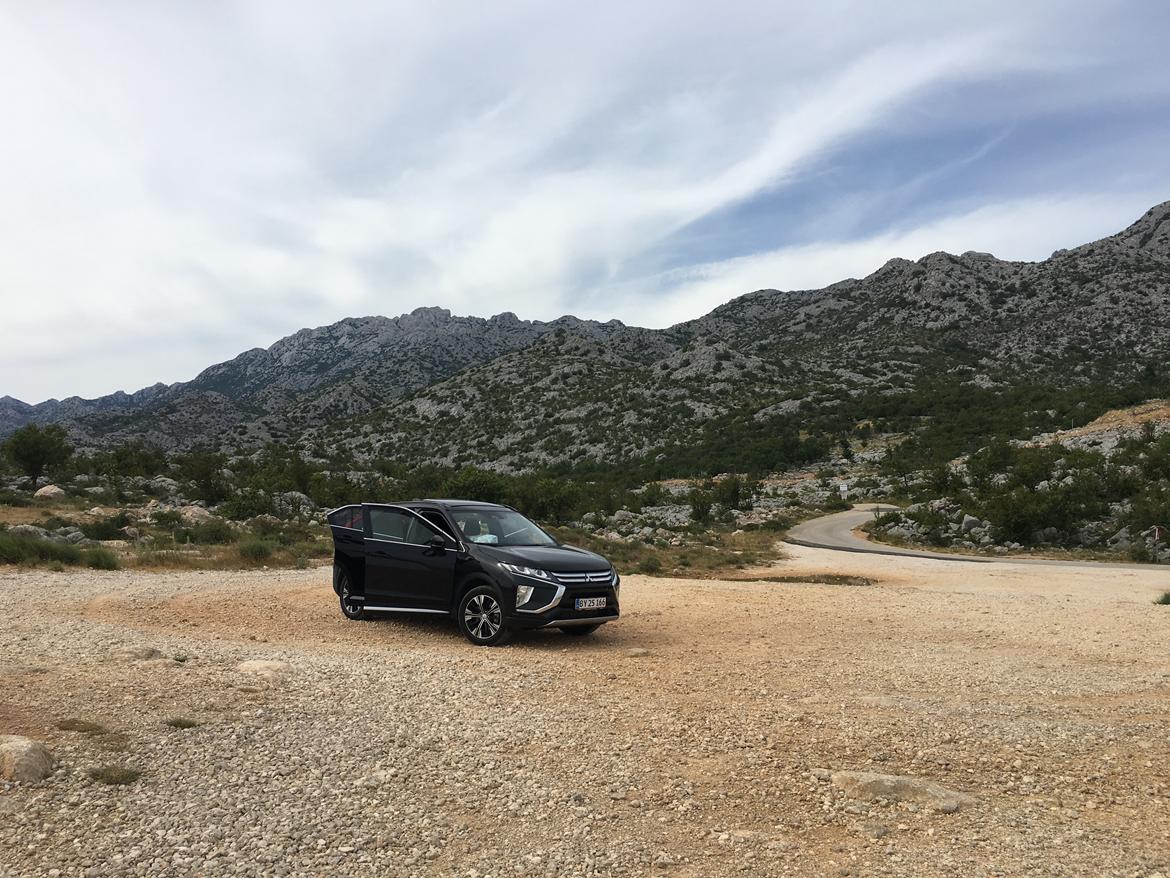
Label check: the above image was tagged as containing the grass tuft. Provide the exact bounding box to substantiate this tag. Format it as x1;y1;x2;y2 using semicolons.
1155;591;1170;606
87;765;142;785
163;716;200;729
57;718;109;735
84;547;120;570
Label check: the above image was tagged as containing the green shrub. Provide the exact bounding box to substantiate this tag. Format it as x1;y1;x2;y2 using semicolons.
1155;591;1170;606
218;490;275;521
151;509;183;529
0;489;31;507
0;532;83;566
637;556;663;574
84;548;120;570
236;538;274;563
79;512;131;541
180;518;236;544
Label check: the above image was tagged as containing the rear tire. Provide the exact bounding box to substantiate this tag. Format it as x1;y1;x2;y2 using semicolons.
457;585;511;646
562;624;601;637
337;569;365;621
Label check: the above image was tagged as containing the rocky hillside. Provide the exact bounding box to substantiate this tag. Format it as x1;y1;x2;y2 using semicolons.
0;309;640;450
324;200;1170;471
5;200;1170;464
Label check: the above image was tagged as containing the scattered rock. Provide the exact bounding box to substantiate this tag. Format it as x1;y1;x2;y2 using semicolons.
236;659;291;678
0;735;55;783
111;646;163;662
831;770;975;812
625;647;650;658
179;505;213;524
33;484;66;499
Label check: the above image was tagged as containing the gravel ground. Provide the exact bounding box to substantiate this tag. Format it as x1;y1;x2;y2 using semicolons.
2;547;1169;877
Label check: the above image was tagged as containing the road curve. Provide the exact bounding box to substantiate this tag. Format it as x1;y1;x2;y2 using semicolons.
786;505;1160;570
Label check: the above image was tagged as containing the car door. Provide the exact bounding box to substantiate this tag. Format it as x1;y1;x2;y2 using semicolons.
363;505;456;612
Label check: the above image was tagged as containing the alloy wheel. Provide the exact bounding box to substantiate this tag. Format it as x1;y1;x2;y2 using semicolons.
463;593;502;640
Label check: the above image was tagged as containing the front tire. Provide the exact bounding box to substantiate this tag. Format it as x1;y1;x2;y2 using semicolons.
337;568;365;621
562;624;601;637
457;586;511;646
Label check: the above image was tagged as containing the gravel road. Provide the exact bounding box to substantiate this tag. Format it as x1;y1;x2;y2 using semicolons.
2;549;1169;877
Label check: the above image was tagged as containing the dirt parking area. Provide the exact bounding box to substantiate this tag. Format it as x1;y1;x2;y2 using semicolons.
2;547;1169;877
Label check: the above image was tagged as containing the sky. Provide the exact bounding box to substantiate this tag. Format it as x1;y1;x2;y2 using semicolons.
2;1;1169;403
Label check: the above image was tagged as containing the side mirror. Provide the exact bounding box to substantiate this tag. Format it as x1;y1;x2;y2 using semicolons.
426;535;448;550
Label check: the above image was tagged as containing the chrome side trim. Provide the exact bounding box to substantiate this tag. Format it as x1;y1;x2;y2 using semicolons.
362;606;448;615
347;594;365;602
516;583;566;614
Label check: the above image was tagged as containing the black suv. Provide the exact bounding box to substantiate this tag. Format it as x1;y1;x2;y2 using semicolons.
326;500;620;645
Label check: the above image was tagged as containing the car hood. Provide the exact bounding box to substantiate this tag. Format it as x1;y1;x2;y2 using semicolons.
474;543;610;572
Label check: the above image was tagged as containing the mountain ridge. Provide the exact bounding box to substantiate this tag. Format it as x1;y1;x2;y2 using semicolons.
4;199;1168;461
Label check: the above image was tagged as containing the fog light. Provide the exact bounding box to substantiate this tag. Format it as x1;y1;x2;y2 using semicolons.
516;583;534;606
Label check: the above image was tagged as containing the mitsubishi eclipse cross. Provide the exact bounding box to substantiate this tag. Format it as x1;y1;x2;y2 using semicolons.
327;500;620;645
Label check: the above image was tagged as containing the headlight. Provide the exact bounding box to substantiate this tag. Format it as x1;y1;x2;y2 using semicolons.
515;583;535;606
613;571;620;597
498;562;554;581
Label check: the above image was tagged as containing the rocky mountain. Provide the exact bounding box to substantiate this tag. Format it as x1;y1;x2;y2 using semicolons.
323;200;1170;471
5;200;1169;466
0;309;644;450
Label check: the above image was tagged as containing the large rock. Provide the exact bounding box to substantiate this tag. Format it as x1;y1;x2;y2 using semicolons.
831;770;974;813
178;505;213;524
33;484;65;499
8;524;50;540
0;736;55;783
960;514;981;534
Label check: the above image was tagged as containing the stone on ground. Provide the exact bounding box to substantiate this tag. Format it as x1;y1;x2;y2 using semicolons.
831;770;975;813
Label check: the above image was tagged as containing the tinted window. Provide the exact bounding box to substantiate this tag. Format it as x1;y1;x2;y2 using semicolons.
368;508;412;542
418;510;454;538
328;506;362;529
404;515;444;545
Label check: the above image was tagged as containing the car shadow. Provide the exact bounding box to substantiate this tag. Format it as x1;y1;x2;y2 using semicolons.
363;611;616;651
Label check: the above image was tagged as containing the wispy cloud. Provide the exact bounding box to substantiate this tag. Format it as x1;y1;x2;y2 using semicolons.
0;1;1168;401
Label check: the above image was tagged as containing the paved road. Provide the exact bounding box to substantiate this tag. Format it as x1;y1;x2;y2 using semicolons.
786;505;1162;570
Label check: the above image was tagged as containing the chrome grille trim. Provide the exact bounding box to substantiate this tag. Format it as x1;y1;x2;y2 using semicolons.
553;570;614;585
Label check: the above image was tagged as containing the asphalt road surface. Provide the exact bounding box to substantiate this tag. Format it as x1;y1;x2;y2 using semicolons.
786;505;1158;569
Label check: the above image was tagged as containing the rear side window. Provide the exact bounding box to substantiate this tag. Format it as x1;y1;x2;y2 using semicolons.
368;508;412;542
327;506;362;529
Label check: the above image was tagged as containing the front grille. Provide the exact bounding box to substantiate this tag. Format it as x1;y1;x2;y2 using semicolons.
554;569;613;585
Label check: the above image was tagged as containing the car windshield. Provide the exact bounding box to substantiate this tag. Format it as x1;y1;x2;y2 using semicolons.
450;508;556;547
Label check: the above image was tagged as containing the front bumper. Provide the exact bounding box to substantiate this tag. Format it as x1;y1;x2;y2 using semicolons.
508;579;620;630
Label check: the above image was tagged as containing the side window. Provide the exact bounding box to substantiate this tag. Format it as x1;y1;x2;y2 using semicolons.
404;515;441;545
368;508;412;542
418;510;454;540
328;506;361;529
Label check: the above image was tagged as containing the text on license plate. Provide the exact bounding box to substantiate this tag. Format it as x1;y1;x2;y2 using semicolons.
575;597;607;610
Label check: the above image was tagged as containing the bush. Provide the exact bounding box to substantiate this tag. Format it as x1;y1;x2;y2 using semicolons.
182;518;236;544
2;423;73;481
79;512;131;541
84;548;120;570
218;490;275;521
1155;591;1170;605
637;556;663;574
0;532;83;566
236;538;274;563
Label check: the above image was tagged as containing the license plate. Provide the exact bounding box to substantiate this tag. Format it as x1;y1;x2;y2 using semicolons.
575;597;606;610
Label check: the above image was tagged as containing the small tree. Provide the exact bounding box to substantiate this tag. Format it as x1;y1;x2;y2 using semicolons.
2;423;73;481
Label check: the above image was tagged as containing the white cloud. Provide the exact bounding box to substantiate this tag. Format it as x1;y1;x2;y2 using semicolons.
0;1;1167;401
